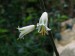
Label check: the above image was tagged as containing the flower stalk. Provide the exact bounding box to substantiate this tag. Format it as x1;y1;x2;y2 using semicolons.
17;11;59;56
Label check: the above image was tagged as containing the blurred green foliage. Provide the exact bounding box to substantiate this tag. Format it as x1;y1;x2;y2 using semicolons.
58;15;68;22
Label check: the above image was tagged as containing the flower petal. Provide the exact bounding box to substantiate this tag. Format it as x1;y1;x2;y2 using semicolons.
39;12;48;26
17;25;35;39
46;27;51;31
36;12;51;35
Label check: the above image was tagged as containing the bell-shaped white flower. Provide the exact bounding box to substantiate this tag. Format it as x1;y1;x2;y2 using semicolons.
17;25;35;39
37;12;51;35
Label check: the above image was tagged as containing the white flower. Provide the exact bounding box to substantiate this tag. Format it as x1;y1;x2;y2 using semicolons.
17;12;51;39
17;25;35;39
37;12;51;35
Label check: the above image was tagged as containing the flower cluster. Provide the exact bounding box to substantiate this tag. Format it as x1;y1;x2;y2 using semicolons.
17;12;51;39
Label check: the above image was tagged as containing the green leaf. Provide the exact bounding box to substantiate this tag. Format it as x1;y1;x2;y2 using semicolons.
0;28;9;33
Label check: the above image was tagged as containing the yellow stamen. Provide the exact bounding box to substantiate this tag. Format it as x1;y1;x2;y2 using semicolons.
39;26;48;35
